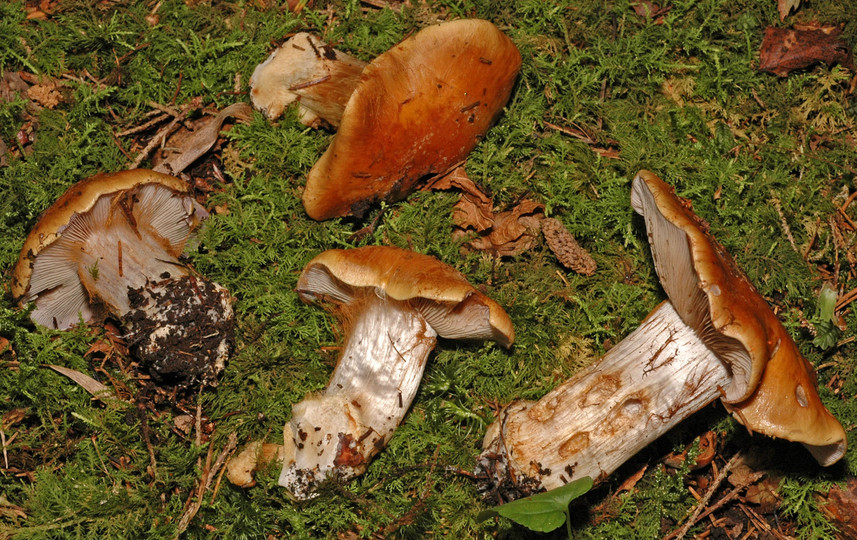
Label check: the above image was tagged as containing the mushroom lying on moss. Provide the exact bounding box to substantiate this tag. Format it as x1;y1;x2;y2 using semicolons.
249;32;367;128
228;246;513;499
476;171;845;498
12;169;234;388
301;18;522;220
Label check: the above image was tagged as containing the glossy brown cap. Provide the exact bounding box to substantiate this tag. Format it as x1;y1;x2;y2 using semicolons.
302;19;522;220
297;245;514;347
632;170;846;465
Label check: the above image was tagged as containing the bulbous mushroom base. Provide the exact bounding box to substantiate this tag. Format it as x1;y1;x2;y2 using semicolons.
125;275;234;388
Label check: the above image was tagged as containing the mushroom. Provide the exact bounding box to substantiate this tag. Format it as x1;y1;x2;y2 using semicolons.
476;170;846;498
12;169;234;388
249;32;368;128
273;245;514;499
302;18;522;220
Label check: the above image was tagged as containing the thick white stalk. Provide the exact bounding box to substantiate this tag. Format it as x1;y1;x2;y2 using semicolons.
279;294;437;499
477;301;731;495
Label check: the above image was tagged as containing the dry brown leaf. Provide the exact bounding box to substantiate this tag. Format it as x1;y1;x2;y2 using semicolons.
726;448;781;513
818;478;857;539
615;464;648;495
44;365;125;403
460;199;544;257
0;72;29;104
2;408;28;430
0;337;14;360
153;102;253;175
759;25;854;77
423;165;494;231
630;1;670;23
0;494;27;521
778;0;800;20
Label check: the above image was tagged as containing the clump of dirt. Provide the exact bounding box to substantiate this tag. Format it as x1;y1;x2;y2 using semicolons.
125;274;234;389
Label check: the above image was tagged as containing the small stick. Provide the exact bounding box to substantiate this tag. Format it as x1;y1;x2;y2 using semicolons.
664;453;742;540
0;424;8;469
129;117;181;169
116;113;170;137
770;193;798;254
174;433;238;538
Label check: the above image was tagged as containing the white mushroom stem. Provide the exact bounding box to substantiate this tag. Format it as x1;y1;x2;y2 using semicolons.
278;292;437;500
250;33;367;127
477;301;731;496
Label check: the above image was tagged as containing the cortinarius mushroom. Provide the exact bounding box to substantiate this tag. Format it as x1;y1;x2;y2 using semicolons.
249;32;368;128
276;245;514;499
12;170;234;388
301;18;522;220
476;171;845;498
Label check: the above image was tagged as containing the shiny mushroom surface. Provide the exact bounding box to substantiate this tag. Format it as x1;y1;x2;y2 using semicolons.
475;171;846;499
265;246;513;500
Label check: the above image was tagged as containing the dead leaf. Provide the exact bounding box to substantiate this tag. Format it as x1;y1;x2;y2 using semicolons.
818;478;857;539
0;337;15;360
426;166;546;257
459;199;545;257
778;0;800;20
0;494;27;521
2;408;28;430
423;165;495;231
615;464;647;495
44;365;126;403
153;102;253;175
759;25;854;77
0;72;29;104
630;1;671;23
726;448;781;513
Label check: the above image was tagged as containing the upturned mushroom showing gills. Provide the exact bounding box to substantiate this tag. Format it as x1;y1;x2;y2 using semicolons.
475;171;845;499
11;170;234;388
277;245;514;500
249;32;368;128
302;18;522;221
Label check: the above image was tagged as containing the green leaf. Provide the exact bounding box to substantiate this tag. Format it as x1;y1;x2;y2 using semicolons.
477;476;593;533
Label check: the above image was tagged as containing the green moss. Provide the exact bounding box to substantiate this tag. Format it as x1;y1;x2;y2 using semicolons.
2;0;856;537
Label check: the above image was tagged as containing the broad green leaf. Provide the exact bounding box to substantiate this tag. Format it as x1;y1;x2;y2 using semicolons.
477;476;593;533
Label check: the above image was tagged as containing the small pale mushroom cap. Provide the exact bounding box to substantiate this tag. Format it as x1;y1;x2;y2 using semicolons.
11;169;194;302
249;32;367;127
302;18;522;220
297;245;514;347
632;170;846;465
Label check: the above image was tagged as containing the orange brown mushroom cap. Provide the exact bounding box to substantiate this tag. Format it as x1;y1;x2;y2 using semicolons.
302;19;522;220
297;245;514;347
632;170;846;465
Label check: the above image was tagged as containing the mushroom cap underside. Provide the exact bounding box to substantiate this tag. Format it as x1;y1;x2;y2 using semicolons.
302;18;522;220
12;169;194;301
296;245;514;347
632;170;779;403
632;170;846;465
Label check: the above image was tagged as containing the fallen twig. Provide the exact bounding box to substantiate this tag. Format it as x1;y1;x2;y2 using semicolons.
174;432;238;538
664;452;743;540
